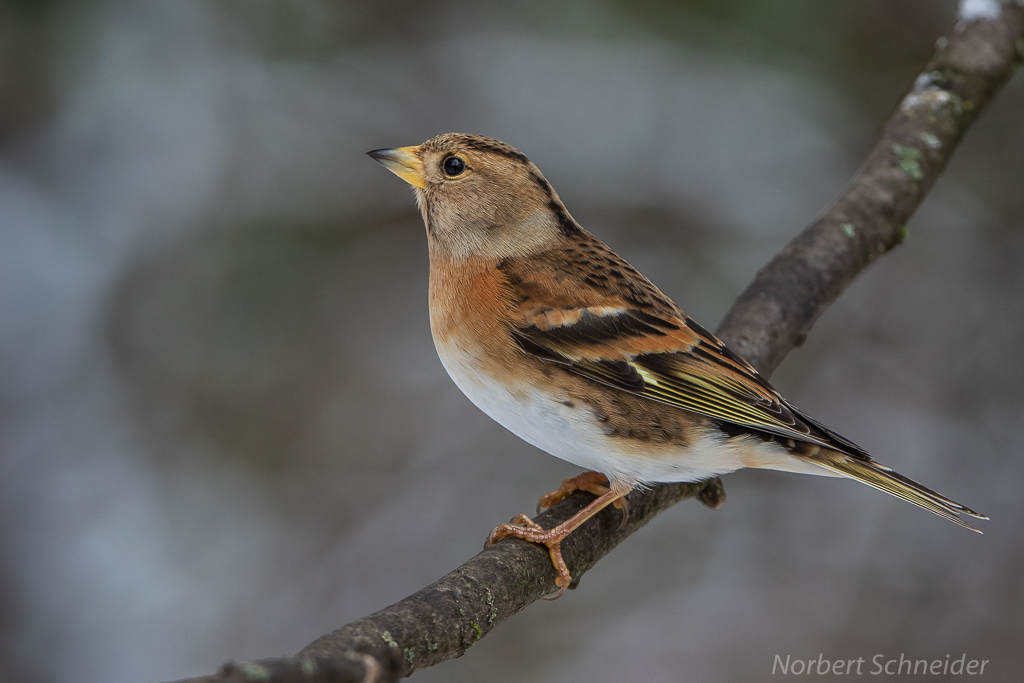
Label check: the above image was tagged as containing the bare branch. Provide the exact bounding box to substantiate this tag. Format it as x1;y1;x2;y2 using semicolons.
717;4;1024;375
169;5;1024;683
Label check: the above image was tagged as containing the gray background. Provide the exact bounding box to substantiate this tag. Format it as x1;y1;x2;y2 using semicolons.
1;1;1021;681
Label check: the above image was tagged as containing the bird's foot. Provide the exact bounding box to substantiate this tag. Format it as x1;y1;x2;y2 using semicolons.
487;515;573;599
486;482;629;599
536;471;629;526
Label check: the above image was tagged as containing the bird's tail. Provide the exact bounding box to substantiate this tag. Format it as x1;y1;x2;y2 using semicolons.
814;451;988;533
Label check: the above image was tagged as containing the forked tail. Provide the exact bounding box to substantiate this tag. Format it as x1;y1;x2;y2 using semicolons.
815;451;988;533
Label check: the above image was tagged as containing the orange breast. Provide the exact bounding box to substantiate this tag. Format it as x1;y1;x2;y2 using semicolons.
429;255;524;382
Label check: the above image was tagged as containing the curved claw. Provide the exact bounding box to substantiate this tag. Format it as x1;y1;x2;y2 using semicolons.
542;583;569;601
486;514;539;547
615;496;630;530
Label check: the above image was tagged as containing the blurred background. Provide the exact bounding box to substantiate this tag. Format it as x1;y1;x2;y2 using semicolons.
1;1;1022;681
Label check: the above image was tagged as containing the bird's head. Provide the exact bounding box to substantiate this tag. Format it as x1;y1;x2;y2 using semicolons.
368;133;579;260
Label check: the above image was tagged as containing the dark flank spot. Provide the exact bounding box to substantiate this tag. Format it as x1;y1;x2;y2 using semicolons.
561;400;575;408
592;407;609;422
647;419;668;443
608;396;634;416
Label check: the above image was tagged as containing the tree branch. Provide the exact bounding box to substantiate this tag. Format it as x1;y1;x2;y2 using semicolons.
718;3;1024;375
169;5;1024;683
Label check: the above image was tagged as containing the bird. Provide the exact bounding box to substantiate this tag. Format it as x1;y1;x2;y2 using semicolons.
367;133;986;598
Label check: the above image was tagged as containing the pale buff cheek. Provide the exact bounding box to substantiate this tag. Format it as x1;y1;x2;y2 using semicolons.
425;184;561;262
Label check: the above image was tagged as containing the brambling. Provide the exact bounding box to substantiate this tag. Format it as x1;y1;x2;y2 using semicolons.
368;133;986;598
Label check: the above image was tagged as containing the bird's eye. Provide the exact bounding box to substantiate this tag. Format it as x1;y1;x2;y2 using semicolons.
442;156;466;177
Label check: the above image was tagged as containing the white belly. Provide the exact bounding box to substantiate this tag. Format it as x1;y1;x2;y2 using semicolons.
431;335;783;486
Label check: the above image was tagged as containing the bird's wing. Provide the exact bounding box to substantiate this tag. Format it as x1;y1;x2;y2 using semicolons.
509;303;871;460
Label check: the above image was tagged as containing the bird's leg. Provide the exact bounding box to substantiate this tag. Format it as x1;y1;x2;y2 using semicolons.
536;470;629;521
487;481;630;599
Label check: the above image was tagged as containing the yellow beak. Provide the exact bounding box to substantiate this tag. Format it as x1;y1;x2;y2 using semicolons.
366;145;426;189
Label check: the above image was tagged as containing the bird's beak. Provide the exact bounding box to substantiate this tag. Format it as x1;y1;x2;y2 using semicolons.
366;146;426;189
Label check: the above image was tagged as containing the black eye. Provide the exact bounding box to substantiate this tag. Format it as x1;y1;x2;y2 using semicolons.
442;156;466;176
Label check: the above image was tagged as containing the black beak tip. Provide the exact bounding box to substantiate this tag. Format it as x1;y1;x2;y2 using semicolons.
366;148;389;162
